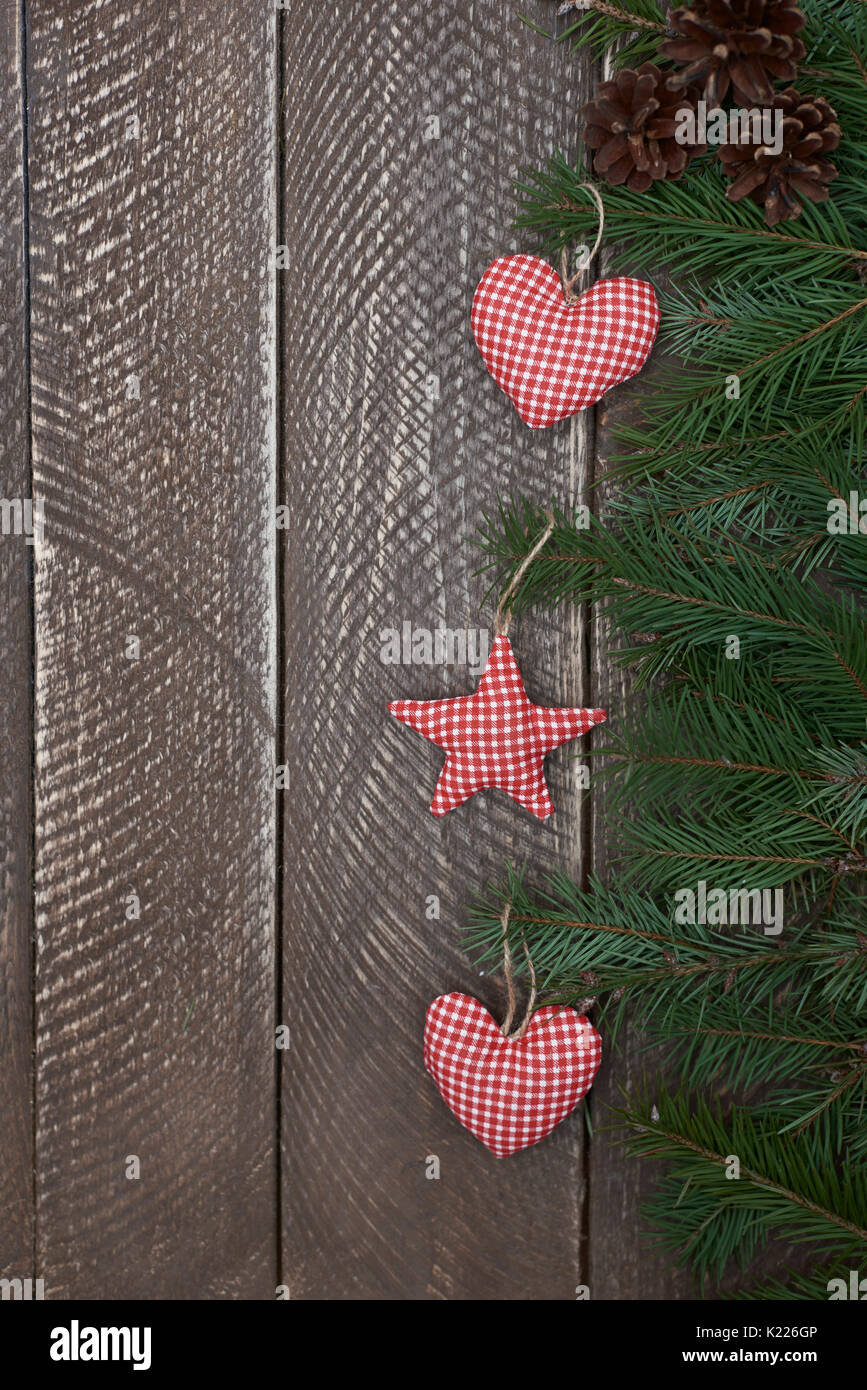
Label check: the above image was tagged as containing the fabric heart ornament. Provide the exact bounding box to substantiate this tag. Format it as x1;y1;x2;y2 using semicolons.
471;253;660;429
424;992;602;1156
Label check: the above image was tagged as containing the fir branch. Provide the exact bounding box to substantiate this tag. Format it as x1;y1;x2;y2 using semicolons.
550;0;668;70
619;1089;867;1283
557;0;666;29
726;1263;852;1300
804;743;867;840
514;153;867;285
646;280;867;448
474;498;867;723
467;874;867;1030
490;0;867;1293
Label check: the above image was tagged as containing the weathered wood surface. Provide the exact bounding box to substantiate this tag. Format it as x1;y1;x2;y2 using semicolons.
280;0;600;1299
26;0;277;1298
0;0;34;1283
0;0;710;1302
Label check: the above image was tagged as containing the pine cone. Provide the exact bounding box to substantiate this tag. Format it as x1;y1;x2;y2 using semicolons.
661;0;806;107
582;63;705;192
720;89;840;226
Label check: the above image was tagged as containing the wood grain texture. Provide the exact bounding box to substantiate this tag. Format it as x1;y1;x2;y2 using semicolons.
27;1;277;1298
0;0;34;1281
281;0;597;1300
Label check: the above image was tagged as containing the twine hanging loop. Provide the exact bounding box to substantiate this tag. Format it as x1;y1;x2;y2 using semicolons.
499;903;538;1040
493;510;556;639
559;181;605;305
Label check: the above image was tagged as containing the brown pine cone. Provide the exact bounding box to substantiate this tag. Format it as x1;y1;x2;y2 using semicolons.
582;63;705;192
661;0;806;107
720;89;840;226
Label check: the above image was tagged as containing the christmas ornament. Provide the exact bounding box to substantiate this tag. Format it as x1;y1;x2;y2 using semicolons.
389;632;605;817
424;909;602;1156
471;245;659;429
720;89;840;227
661;0;807;107
388;514;606;818
424;995;602;1155
582;63;706;191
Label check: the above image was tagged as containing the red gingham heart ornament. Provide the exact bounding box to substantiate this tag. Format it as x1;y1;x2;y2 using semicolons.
424;993;602;1156
471;253;660;429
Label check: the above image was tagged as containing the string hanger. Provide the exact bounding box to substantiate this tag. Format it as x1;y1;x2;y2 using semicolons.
559;181;605;305
499;902;538;1040
493;509;556;639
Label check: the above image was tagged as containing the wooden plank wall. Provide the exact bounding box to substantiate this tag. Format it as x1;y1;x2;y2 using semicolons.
0;0;34;1281
280;0;600;1300
25;0;277;1297
0;0;682;1300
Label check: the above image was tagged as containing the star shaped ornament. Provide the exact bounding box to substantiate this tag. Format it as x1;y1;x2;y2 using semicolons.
388;634;606;819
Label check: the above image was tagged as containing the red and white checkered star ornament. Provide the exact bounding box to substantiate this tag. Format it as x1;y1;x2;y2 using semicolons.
471;253;660;429
388;634;605;819
424;993;602;1156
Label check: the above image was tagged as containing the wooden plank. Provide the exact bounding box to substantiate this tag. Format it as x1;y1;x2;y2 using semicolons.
27;2;277;1298
0;0;34;1283
281;0;597;1299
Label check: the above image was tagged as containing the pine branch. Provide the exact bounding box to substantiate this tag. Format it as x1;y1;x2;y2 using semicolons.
467;872;867;1033
474;498;867;729
515;153;867;285
618;1088;867;1284
726;1263;853;1300
594;439;867;586
805;743;867;840
658;998;867;1157
644;279;867;448
546;0;668;69
497;0;867;1293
